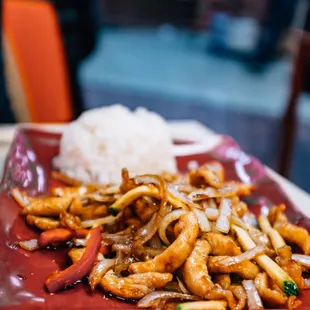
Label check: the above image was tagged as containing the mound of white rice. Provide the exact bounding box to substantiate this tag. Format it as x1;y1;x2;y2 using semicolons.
56;104;177;184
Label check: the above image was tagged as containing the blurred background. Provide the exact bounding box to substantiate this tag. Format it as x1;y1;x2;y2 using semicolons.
1;0;310;192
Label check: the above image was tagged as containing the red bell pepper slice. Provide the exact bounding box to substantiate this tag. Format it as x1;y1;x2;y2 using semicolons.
45;226;101;293
38;228;73;247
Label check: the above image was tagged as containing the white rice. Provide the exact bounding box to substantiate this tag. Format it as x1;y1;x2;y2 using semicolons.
56;104;177;184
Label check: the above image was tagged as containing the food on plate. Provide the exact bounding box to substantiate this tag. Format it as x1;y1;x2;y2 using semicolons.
55;104;177;184
12;162;310;310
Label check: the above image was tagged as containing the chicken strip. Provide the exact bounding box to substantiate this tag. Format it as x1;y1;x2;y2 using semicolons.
205;284;238;310
208;256;260;280
129;212;199;274
229;285;247;310
213;274;231;290
270;205;310;255
231;199;248;218
99;271;173;299
59;211;81;230
204;232;242;256
254;272;287;306
182;239;214;297
26;215;60;230
275;256;305;290
134;198;159;222
188;164;222;189
20;196;72;216
69;198;108;220
276;223;310;255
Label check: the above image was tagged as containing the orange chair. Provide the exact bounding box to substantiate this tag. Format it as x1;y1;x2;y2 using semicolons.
3;0;73;122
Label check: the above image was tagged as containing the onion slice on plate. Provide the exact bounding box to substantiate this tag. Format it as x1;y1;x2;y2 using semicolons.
230;215;248;230
242;280;264;310
88;258;115;290
19;239;40;251
291;254;310;268
81;215;117;228
216;245;266;267
177;277;190;294
137;291;200;308
205;208;219;220
216;198;232;234
158;209;188;245
167;185;201;210
193;209;211;232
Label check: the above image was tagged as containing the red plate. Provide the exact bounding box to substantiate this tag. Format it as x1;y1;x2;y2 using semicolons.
0;128;309;309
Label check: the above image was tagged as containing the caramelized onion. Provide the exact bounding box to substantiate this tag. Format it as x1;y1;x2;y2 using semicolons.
148;234;162;249
112;244;131;254
134;174;168;244
304;278;310;288
81;216;117;228
242;280;264;310
73;238;87;247
137;291;200;308
193;209;211;232
215;198;232;234
230;215;248;230
205;208;219;220
136;213;157;239
11;188;29;207
291;254;310;268
88;258;115;290
19;239;40;251
167;185;200;210
177;277;190;294
215;245;266;267
158;209;188;245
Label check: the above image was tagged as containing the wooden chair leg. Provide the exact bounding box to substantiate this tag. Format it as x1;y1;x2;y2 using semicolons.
278;44;304;177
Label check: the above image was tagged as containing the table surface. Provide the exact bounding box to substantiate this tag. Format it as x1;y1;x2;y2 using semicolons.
1;121;309;216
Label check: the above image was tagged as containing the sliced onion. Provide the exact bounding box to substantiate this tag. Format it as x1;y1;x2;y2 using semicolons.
209;198;218;209
148;234;162;249
176;277;190;294
292;254;310;268
134;175;169;245
215;198;232;234
168;195;189;210
230;215;248;230
216;245;266;267
176;184;196;194
205;208;219;221
88;258;115;290
136;213;157;239
242;212;258;227
193;209;211;232
99;185;120;195
168;185;200;210
73;238;87;247
158;209;188;245
11;188;29;207
304;278;310;288
112;244;131;254
102;228;131;245
242;280;264;310
81;215;117;228
19;239;40;251
137;291;200;308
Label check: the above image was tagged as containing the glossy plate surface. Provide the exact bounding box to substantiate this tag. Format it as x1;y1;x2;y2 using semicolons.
0;128;309;309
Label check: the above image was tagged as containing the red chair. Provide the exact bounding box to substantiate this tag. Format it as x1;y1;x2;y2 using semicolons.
3;0;73;122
